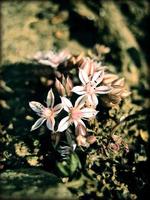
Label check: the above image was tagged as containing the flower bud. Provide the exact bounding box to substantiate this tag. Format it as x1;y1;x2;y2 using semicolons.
55;78;65;96
80;57;95;76
66;76;73;96
109;143;120;151
103;73;118;85
75;123;87;136
112;78;125;87
76;135;89;147
121;90;131;98
101;75;130;107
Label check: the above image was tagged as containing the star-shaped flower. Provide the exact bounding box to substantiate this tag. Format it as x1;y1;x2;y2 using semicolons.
72;69;112;106
33;49;71;68
29;89;62;131
57;96;98;132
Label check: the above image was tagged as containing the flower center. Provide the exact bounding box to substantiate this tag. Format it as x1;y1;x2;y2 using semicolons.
70;107;82;121
85;82;95;95
43;108;54;119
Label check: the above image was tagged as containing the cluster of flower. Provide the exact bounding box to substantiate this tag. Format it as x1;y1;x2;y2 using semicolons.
30;49;130;147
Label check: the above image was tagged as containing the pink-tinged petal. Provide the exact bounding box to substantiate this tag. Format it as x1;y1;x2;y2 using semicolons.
47;89;54;108
75;95;87;108
59;49;71;60
81;108;98;118
79;69;89;84
91;94;99;106
46;118;55;131
96;86;112;94
92;70;104;83
61;97;73;112
33;49;71;68
57;116;70;132
48;62;59;68
72;86;86;95
54;103;63;115
31;118;46;131
45;51;55;59
29;101;45;114
39;59;58;67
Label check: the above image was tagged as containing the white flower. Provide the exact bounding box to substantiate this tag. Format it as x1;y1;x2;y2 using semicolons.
29;89;62;131
33;49;71;68
57;96;98;132
72;69;112;106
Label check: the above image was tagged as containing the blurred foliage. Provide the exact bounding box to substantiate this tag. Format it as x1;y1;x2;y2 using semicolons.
0;168;73;199
0;0;150;199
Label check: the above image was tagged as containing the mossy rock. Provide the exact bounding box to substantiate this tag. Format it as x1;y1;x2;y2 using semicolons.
0;168;73;199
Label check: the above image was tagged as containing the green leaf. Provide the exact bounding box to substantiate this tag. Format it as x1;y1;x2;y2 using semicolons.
57;161;70;177
70;153;81;175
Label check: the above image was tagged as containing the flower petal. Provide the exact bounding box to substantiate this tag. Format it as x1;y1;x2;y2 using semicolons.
75;95;87;108
91;94;98;106
58;49;71;61
72;86;86;95
73;120;78;127
87;95;94;106
77;119;86;127
81;108;98;118
46;118;55;131
31;118;46;131
92;70;104;84
54;103;63;115
47;89;54;108
96;86;112;94
80;57;94;76
29;101;45;114
39;59;58;67
73;119;85;128
79;69;89;84
57;116;70;132
61;97;73;112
